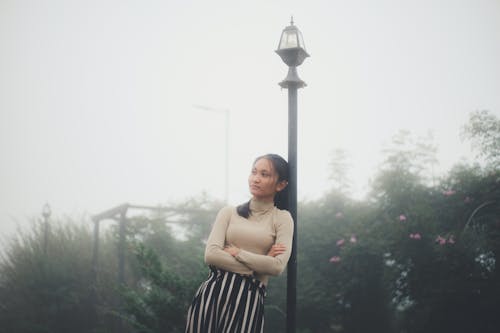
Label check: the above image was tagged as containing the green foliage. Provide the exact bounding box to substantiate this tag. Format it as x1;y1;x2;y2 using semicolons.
278;122;499;333
371;130;438;209
117;197;215;333
293;191;392;333
1;112;498;333
0;219;118;333
120;244;203;333
0;196;217;333
461;110;500;169
328;148;352;194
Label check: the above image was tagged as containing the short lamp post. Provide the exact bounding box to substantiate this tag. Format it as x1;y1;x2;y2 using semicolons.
276;18;309;333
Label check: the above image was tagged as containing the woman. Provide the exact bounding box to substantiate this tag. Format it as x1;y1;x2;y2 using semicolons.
185;154;294;333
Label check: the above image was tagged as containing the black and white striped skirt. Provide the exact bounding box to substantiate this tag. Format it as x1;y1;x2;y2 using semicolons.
185;266;266;333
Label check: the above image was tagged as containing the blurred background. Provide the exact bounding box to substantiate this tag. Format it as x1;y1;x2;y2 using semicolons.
2;0;499;233
0;0;499;332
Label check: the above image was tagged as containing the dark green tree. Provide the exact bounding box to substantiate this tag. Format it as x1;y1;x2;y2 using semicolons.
120;244;203;333
461;110;500;169
0;219;118;333
118;196;218;333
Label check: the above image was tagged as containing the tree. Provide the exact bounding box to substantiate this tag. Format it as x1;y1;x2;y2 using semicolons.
0;219;119;333
461;110;500;169
371;130;438;212
328;148;352;194
118;197;217;333
120;244;202;333
2;115;498;333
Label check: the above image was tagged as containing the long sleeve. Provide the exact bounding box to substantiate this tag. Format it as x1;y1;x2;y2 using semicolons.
234;211;294;276
204;206;254;275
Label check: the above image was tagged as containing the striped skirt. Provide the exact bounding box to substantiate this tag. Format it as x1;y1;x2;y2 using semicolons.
185;266;266;333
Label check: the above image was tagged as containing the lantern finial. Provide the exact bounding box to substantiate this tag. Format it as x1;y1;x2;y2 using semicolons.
290;16;294;25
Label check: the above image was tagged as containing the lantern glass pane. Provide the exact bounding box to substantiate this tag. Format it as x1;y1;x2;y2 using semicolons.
279;31;298;49
298;32;305;49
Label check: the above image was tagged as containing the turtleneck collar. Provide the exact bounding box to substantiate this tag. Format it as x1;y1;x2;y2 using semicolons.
249;198;275;213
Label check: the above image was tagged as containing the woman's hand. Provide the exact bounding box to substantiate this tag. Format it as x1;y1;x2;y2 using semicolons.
224;245;241;257
267;243;286;257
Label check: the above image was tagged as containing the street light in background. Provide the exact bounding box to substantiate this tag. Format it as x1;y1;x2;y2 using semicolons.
42;203;51;255
193;104;230;204
276;17;309;333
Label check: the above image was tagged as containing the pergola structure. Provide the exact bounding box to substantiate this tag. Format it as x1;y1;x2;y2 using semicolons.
91;203;206;284
90;202;206;331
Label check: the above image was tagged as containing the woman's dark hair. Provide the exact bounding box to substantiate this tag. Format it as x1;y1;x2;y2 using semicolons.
237;154;289;218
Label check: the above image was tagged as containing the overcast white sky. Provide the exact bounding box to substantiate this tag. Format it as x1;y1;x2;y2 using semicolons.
1;0;499;238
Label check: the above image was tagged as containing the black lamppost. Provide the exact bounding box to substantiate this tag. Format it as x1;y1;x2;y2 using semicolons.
276;18;309;333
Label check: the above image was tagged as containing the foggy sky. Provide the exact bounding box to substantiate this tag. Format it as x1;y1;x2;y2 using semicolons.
1;0;499;238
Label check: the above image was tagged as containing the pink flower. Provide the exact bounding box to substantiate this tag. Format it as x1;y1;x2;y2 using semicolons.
435;235;446;245
335;212;344;219
464;196;472;203
448;235;455;244
443;190;456;196
336;239;345;247
399;214;407;221
329;256;341;263
410;233;421;240
350;235;357;243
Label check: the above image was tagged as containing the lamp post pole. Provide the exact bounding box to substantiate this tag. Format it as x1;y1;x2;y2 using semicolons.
286;81;299;333
275;18;309;333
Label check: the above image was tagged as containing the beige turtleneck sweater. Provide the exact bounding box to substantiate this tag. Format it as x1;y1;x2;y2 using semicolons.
204;199;294;285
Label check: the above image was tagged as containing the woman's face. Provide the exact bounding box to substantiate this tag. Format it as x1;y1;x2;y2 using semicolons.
248;158;286;201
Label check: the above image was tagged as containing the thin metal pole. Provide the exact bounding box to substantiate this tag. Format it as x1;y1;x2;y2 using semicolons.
286;84;298;333
192;105;230;204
